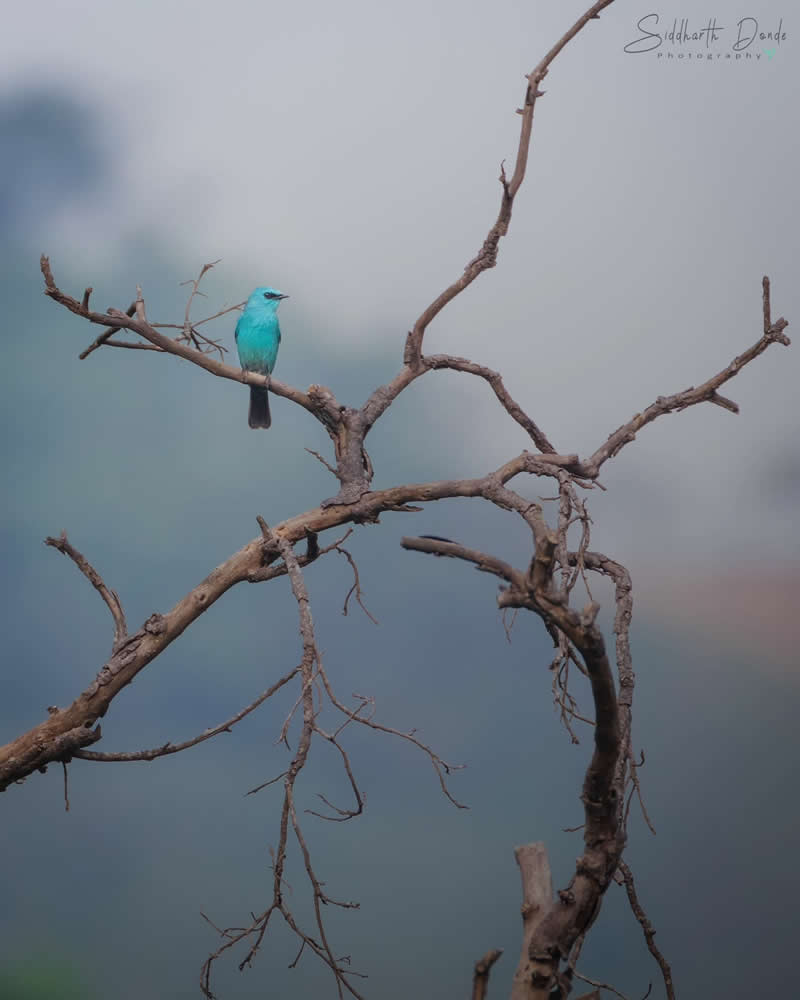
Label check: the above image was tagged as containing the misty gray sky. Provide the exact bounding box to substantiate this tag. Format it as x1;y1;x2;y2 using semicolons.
1;2;798;999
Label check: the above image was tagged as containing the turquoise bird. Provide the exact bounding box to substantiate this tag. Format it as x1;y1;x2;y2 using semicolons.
235;286;288;429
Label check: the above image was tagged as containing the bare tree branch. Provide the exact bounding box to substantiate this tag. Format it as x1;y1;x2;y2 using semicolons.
402;535;523;588
579;277;790;478
45;531;127;649
424;354;557;454
472;948;504;1000
410;531;622;996
201;531;368;1000
73;664;299;762
618;860;675;1000
176;259;232;358
78;301;136;359
359;3;616;439
41;255;320;419
404;0;616;363
13;3;789;997
336;544;379;624
572;969;633;1000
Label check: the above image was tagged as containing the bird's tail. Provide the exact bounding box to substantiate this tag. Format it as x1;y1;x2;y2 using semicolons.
248;386;271;429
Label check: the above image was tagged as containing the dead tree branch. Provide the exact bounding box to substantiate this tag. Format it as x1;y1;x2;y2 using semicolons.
618;860;675;1000
409;534;622;997
8;2;787;997
200;534;368;1000
473;948;504;1000
73;664;300;762
44;531;127;649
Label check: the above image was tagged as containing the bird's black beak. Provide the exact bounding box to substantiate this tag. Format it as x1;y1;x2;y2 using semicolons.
278;294;289;300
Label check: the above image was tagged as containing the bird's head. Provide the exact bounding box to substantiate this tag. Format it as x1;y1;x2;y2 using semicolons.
247;286;289;309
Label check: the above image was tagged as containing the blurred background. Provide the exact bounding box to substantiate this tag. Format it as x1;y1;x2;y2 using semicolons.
0;2;798;998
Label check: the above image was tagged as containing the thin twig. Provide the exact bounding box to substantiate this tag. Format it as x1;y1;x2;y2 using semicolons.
62;761;70;812
97;339;165;351
79;301;136;359
573;968;633;1000
618;859;675;1000
178;260;225;355
306;447;341;479
336;545;379;624
44;531;127;648
74;665;300;762
580;279;790;477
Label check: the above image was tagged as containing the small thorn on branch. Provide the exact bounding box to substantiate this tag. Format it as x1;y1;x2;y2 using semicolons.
81;288;92;312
